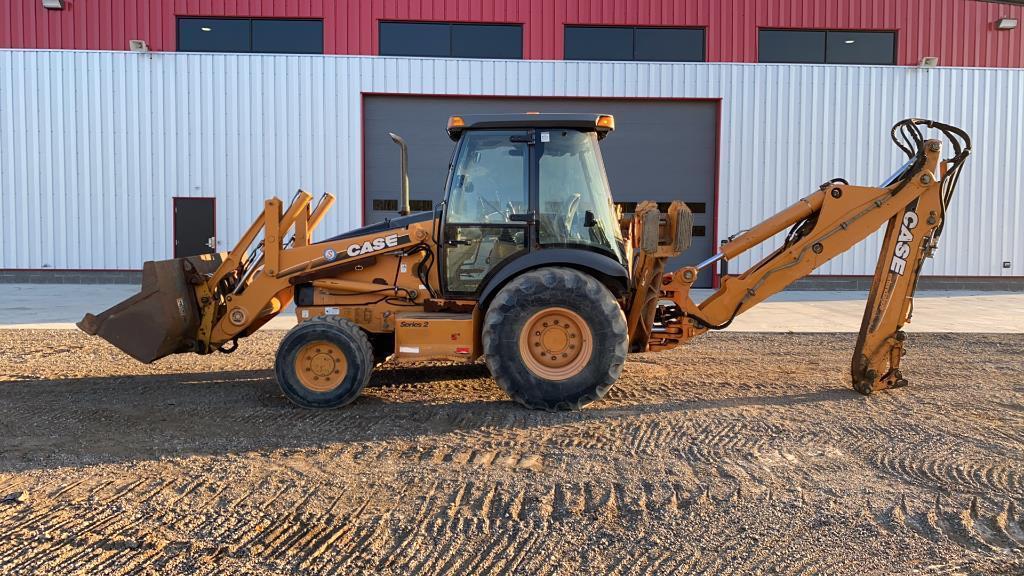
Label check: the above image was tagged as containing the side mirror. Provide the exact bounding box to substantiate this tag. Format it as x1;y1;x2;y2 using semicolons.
583;210;597;228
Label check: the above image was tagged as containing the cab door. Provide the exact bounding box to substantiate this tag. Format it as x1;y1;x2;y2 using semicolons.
441;130;533;296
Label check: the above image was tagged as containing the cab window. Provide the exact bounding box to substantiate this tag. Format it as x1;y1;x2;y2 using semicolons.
443;130;530;294
446;131;529;223
538;130;625;263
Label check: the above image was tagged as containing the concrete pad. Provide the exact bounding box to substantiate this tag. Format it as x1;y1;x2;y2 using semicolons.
1;284;1020;333
1;283;298;331
691;290;1024;333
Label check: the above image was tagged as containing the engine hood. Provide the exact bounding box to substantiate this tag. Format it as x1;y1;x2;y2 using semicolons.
318;210;434;244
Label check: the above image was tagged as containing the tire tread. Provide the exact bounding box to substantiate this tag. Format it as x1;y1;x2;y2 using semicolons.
275;316;374;408
481;267;627;411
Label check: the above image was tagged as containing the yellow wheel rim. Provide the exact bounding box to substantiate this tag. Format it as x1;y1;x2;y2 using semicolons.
519;307;593;381
294;341;349;393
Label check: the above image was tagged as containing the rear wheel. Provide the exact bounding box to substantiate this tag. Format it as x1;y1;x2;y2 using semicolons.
482;267;627;410
275;316;373;408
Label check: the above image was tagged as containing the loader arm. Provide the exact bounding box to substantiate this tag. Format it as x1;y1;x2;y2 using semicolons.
80;188;435;363
196;191;435;354
627;118;971;394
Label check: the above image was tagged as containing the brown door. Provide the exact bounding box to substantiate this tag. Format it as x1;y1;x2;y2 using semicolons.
173;197;216;258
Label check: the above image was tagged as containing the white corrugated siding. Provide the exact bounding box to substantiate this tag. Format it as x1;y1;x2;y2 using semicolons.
1;50;1021;276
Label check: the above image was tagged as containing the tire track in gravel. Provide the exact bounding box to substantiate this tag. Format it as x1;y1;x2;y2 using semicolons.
0;475;160;572
666;418;786;464
1;330;1022;574
877;498;1024;563
869;449;1024;497
358;443;546;473
876;492;1024;552
29;483;154;574
0;455;891;573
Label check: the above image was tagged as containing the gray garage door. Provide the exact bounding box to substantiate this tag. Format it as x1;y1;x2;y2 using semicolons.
363;95;718;287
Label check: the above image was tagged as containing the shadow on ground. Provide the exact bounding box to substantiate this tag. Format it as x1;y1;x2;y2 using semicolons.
0;361;863;473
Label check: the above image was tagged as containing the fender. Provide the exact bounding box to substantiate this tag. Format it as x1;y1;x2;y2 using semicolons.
477;248;629;309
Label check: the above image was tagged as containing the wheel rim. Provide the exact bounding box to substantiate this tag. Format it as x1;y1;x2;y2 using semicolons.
519;307;593;381
294;341;349;392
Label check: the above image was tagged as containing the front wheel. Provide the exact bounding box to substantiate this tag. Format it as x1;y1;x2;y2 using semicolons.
482;267;628;410
275;316;373;408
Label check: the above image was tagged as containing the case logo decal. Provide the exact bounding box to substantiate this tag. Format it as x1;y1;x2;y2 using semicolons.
347;233;400;257
889;210;919;276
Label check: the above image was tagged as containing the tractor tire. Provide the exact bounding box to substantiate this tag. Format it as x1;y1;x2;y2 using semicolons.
275;316;373;409
482;267;628;411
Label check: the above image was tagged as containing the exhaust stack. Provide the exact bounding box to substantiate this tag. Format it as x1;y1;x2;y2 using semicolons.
389;132;411;216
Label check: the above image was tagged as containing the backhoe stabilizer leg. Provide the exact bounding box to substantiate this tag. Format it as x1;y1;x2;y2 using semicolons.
852;331;909;394
851;159;943;394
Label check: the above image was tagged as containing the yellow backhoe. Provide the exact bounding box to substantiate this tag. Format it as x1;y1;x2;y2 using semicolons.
80;115;971;410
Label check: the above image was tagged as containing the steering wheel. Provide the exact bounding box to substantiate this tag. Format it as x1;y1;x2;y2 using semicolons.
563;193;581;236
477;190;510;223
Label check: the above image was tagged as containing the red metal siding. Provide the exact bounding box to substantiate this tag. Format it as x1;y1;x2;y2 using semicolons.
2;0;1022;67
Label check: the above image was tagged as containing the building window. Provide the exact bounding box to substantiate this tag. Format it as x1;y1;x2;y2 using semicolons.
177;18;324;54
379;22;523;59
824;31;898;64
758;29;895;65
564;26;705;62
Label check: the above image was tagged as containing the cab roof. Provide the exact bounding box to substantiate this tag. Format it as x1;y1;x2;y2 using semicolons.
446;113;615;141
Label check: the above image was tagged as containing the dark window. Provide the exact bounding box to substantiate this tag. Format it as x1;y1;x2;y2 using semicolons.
615;201;706;214
451;24;522;58
379;22;523;59
373;199;399;212
565;26;705;62
178;18;251;53
252;19;323;54
177;17;323;54
825;31;896;65
371;199;433;212
758;30;826;63
379;22;450;57
759;29;895;65
564;26;634;61
634;27;705;62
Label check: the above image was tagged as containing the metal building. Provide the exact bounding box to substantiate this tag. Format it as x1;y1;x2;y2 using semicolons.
1;0;1022;288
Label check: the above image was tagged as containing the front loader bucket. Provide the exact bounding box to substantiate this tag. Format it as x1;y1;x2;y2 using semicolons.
78;253;225;363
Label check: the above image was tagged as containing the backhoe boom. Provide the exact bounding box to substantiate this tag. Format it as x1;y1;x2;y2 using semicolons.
628;119;971;394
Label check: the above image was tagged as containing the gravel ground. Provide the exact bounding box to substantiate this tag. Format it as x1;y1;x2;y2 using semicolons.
0;329;1022;575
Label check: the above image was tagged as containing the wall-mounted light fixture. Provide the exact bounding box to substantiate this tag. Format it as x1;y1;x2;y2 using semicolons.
41;0;65;9
919;56;939;69
996;18;1018;31
129;39;150;53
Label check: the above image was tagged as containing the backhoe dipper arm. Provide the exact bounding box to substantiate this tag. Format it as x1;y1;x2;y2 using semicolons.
851;120;971;393
632;119;970;395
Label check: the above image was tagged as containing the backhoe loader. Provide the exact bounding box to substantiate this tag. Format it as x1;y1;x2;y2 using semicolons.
80;115;971;410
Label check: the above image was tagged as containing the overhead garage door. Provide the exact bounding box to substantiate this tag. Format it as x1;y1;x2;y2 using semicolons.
363;95;718;287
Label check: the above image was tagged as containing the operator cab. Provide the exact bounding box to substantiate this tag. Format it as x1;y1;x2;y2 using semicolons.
441;113;626;295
